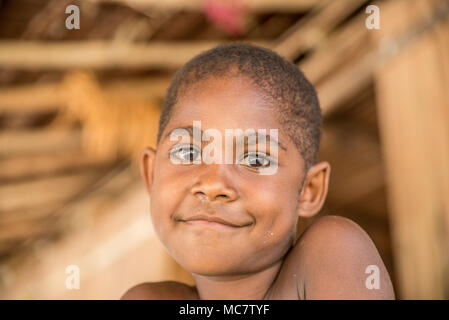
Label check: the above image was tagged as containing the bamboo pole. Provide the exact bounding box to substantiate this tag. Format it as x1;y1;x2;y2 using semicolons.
0;171;100;213
274;0;366;60
0;129;81;156
0;152;112;182
374;0;449;299
0;77;170;113
0;41;269;70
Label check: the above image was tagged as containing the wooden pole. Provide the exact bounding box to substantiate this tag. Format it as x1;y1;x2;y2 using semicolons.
274;0;366;60
0;40;269;70
0;77;170;113
374;0;449;299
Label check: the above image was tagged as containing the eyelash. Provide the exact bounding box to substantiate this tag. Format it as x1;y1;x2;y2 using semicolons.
169;144;202;163
168;144;277;170
238;152;275;170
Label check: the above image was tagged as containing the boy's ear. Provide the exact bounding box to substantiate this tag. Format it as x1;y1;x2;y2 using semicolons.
141;147;157;195
297;161;331;218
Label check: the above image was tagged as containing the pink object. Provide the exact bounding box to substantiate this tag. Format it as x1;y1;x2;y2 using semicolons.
203;0;247;36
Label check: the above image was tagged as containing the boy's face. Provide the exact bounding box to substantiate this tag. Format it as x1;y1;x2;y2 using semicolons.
142;76;329;276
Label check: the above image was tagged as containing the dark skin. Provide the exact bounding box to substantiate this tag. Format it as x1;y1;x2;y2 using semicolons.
121;76;395;300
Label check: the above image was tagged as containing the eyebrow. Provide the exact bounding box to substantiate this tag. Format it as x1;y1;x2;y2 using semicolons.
163;125;200;142
245;131;287;151
164;125;287;151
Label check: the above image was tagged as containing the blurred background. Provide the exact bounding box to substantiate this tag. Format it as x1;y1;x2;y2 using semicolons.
0;0;448;299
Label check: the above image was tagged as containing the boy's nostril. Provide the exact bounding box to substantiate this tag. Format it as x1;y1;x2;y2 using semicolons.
191;181;238;202
194;191;207;200
193;190;233;202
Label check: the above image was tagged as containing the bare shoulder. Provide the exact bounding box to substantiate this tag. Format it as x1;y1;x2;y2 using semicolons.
298;215;375;248
279;215;395;299
121;281;198;300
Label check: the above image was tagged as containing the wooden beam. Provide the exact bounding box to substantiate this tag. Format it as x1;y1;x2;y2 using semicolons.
0;40;375;121
0;129;81;156
3;1;439;119
91;0;322;12
292;12;375;115
274;0;367;60
0;77;170;113
374;0;449;299
0;50;374;118
0;10;372;115
300;14;368;84
0;152;113;183
304;0;449;115
0;164;132;241
0;218;59;242
0;205;62;228
316;51;376;115
0;82;62;113
0;40;270;70
0;171;100;213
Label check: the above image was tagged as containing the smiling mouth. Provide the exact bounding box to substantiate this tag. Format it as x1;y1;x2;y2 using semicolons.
178;214;252;229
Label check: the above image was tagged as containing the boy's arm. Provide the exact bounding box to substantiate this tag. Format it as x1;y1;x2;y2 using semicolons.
295;215;395;299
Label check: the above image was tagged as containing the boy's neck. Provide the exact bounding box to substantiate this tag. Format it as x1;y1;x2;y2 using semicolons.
191;260;283;300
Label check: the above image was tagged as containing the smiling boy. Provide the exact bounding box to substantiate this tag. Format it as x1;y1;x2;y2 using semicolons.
121;43;395;300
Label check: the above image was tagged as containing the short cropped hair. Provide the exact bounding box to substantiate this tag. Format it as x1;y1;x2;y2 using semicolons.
157;43;322;169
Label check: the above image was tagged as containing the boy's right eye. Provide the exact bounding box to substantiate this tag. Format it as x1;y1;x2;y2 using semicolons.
170;145;201;164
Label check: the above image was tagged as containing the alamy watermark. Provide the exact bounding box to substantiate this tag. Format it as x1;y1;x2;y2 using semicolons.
65;5;80;30
169;121;279;175
365;4;380;30
65;264;80;290
365;264;380;289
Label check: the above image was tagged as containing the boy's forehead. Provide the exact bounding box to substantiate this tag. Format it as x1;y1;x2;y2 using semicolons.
159;75;305;166
168;76;280;132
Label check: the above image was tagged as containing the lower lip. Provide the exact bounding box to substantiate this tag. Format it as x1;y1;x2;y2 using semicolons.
182;220;241;230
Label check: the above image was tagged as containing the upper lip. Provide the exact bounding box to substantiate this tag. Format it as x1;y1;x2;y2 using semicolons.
180;214;251;228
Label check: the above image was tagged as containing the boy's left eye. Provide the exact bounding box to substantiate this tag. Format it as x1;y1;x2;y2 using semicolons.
170;145;201;163
239;152;272;169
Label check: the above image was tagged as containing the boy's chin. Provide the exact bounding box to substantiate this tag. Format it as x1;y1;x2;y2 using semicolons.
175;254;249;276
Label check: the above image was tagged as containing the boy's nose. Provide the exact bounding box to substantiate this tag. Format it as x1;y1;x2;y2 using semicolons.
190;166;238;203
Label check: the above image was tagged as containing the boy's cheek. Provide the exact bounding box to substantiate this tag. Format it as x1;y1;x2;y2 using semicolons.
151;184;176;216
243;180;296;214
149;181;179;232
244;183;299;241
